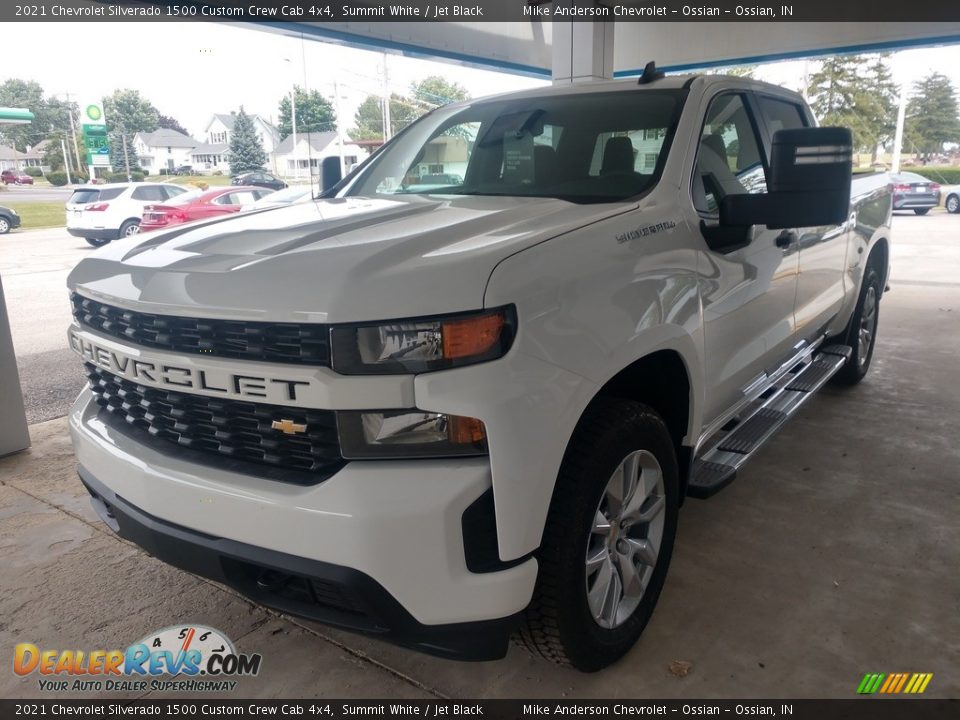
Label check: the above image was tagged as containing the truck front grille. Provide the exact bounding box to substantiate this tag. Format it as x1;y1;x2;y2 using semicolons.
71;293;331;366
85;363;344;483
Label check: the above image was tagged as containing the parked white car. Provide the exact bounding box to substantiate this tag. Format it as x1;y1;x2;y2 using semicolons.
66;182;187;247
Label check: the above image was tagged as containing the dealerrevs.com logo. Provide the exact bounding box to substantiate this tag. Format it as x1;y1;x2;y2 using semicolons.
13;625;262;693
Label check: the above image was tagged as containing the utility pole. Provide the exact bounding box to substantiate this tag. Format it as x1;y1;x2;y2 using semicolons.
891;81;908;174
64;92;83;173
122;132;132;182
333;79;345;177
60;136;73;185
291;87;299;180
382;52;392;141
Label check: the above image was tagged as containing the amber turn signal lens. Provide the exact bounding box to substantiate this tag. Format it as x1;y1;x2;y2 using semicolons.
448;415;487;445
441;312;505;360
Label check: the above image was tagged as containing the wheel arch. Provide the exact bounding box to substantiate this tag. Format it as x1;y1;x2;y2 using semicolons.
867;235;890;294
591;349;694;498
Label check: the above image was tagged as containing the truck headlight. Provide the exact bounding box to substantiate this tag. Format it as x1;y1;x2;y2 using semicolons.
330;306;515;375
337;410;487;459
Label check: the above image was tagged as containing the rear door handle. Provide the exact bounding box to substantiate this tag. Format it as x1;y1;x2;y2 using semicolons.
776;230;797;249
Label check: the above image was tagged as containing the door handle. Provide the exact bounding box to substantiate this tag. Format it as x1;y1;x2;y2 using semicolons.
776;230;797;249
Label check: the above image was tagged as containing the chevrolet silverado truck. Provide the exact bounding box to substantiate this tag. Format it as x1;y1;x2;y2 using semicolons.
67;72;892;671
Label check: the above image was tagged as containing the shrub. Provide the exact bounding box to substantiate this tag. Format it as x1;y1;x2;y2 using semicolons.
23;167;43;177
46;171;68;186
212;170;223;176
907;166;960;185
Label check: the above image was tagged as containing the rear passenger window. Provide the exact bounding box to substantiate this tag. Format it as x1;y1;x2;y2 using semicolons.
164;186;187;199
757;96;808;135
98;188;125;201
692;94;767;214
131;186;165;202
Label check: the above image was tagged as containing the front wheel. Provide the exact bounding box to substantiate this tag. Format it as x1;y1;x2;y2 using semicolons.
517;398;679;671
946;194;960;214
914;208;930;215
832;266;881;386
85;237;110;248
0;217;10;234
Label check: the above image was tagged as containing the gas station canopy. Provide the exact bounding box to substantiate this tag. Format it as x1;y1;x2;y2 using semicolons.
262;19;960;81
0;107;35;125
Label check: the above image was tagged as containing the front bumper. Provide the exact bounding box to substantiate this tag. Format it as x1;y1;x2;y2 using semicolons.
67;227;119;240
69;390;537;660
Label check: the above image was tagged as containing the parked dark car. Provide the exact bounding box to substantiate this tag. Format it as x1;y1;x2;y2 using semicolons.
1;169;34;185
170;165;197;176
891;172;941;214
0;205;21;233
231;169;287;190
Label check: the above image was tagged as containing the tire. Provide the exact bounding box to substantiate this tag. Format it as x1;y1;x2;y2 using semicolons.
0;217;10;234
913;208;930;215
85;237;110;248
832;265;881;386
119;220;140;238
946;194;960;214
517;398;679;671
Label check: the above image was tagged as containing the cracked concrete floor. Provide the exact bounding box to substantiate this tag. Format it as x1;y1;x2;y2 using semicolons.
1;214;958;699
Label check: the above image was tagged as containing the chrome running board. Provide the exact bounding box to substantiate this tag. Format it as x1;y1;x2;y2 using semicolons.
687;344;852;499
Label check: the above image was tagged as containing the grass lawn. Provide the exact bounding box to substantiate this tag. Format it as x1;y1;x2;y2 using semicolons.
147;174;232;187
14;202;66;229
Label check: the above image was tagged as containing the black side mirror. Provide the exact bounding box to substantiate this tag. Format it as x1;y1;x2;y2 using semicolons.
720;127;853;231
320;156;342;192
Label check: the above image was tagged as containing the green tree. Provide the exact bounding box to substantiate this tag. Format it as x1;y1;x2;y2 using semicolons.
808;55;896;155
103;89;159;173
351;94;420;140
410;76;470;109
103;89;159;134
278;87;336;139
905;72;960;158
228;107;267;174
158;113;190;136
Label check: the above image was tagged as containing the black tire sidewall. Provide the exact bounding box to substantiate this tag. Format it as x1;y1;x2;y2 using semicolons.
841;266;881;382
551;402;680;671
85;237;110;248
947;195;960;214
120;221;139;237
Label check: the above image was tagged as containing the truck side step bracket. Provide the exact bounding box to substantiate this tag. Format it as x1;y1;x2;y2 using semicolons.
687;343;852;499
717;408;786;454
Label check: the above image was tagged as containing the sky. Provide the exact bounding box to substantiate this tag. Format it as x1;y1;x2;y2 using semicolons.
2;22;960;143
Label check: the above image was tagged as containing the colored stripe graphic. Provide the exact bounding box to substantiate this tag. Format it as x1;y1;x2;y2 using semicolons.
858;672;933;694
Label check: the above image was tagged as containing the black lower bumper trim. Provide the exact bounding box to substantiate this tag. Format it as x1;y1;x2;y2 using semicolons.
78;466;521;661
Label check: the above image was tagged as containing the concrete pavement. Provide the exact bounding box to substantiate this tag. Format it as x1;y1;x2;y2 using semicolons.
0;215;958;699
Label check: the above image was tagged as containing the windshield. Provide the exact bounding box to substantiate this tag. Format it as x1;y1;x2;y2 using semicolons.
343;89;684;203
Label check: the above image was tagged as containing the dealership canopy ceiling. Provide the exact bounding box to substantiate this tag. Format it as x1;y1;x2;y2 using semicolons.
259;17;960;81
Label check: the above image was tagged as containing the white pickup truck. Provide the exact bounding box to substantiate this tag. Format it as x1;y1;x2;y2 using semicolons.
67;72;891;671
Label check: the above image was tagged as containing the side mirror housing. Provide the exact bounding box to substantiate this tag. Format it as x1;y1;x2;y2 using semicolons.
720;127;853;231
320;156;343;192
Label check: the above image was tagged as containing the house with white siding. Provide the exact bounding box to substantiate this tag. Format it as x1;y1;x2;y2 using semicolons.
192;113;280;174
271;132;367;178
133;129;198;173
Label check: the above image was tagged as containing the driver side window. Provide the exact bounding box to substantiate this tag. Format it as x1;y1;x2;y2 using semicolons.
693;94;766;214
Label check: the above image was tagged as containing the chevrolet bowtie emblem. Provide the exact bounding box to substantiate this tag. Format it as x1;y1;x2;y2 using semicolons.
271;419;307;435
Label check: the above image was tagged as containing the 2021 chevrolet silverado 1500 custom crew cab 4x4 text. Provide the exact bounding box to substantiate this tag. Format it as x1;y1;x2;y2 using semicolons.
67;73;891;671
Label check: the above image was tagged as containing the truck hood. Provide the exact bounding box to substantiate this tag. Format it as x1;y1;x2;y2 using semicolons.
67;194;633;322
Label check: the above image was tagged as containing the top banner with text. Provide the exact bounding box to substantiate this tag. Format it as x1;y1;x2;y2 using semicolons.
6;0;960;23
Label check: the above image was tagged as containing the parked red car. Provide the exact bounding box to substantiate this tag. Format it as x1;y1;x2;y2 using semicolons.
139;186;271;232
1;169;34;185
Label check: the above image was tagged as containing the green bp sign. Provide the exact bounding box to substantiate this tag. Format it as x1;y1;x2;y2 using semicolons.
80;100;109;167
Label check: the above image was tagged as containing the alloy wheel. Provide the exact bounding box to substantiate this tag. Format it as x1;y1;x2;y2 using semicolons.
858;285;877;367
585;449;666;629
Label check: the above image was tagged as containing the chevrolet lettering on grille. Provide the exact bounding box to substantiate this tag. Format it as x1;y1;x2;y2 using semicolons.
68;328;311;403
